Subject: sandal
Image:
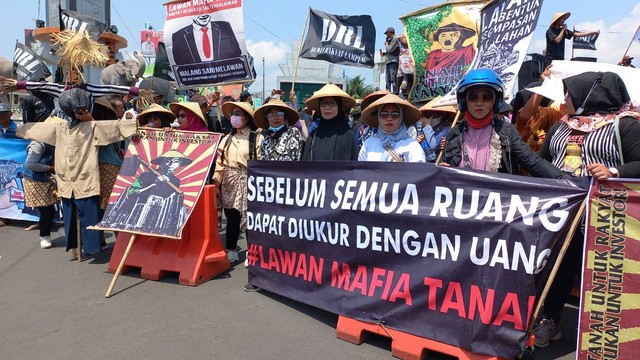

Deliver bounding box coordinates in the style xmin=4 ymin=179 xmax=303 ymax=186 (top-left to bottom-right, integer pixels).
xmin=25 ymin=224 xmax=40 ymax=231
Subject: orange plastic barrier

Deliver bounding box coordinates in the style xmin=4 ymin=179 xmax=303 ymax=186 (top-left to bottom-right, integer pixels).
xmin=107 ymin=185 xmax=230 ymax=285
xmin=336 ymin=315 xmax=510 ymax=360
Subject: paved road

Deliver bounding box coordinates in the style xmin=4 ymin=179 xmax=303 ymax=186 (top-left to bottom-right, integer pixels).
xmin=0 ymin=220 xmax=577 ymax=360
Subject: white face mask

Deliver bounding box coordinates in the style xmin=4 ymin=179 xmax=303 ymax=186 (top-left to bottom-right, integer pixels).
xmin=230 ymin=115 xmax=244 ymax=129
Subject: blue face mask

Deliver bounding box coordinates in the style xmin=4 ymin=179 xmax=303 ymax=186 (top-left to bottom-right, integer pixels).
xmin=269 ymin=124 xmax=285 ymax=132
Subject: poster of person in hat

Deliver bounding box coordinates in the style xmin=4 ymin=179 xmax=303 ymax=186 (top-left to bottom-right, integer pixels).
xmin=94 ymin=129 xmax=221 ymax=238
xmin=425 ymin=23 xmax=476 ymax=76
xmin=402 ymin=4 xmax=483 ymax=102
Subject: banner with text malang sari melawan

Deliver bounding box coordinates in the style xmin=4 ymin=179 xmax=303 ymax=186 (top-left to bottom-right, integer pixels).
xmin=401 ymin=0 xmax=488 ymax=102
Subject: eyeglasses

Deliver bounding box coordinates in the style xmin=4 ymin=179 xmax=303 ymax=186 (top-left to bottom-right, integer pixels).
xmin=266 ymin=111 xmax=285 ymax=119
xmin=466 ymin=91 xmax=495 ymax=103
xmin=378 ymin=111 xmax=400 ymax=119
xmin=320 ymin=101 xmax=337 ymax=108
xmin=177 ymin=113 xmax=187 ymax=119
xmin=230 ymin=111 xmax=244 ymax=116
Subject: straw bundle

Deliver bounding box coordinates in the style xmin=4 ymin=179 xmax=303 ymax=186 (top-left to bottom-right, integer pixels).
xmin=0 ymin=77 xmax=18 ymax=95
xmin=52 ymin=30 xmax=108 ymax=83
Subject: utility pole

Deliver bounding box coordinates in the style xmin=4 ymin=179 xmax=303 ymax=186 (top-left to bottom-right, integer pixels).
xmin=262 ymin=57 xmax=265 ymax=101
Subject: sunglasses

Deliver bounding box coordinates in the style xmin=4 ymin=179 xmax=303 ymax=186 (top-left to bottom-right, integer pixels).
xmin=266 ymin=111 xmax=285 ymax=119
xmin=466 ymin=91 xmax=495 ymax=103
xmin=320 ymin=101 xmax=337 ymax=107
xmin=379 ymin=111 xmax=400 ymax=119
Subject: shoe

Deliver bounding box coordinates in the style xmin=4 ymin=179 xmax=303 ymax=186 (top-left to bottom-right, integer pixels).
xmin=244 ymin=258 xmax=249 ymax=269
xmin=227 ymin=250 xmax=239 ymax=263
xmin=533 ymin=318 xmax=562 ymax=347
xmin=244 ymin=283 xmax=260 ymax=292
xmin=40 ymin=236 xmax=52 ymax=249
xmin=25 ymin=224 xmax=40 ymax=231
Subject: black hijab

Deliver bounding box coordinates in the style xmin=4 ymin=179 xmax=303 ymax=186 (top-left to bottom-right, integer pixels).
xmin=302 ymin=97 xmax=357 ymax=161
xmin=563 ymin=72 xmax=630 ymax=115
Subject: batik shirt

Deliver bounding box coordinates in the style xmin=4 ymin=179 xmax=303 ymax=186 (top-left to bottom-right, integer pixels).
xmin=261 ymin=126 xmax=303 ymax=161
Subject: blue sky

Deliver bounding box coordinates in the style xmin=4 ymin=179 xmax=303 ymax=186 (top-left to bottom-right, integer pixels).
xmin=3 ymin=0 xmax=639 ymax=93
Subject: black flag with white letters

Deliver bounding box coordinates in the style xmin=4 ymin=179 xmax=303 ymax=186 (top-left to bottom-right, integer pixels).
xmin=572 ymin=31 xmax=599 ymax=50
xmin=13 ymin=42 xmax=52 ymax=81
xmin=300 ymin=8 xmax=375 ymax=68
xmin=59 ymin=7 xmax=107 ymax=40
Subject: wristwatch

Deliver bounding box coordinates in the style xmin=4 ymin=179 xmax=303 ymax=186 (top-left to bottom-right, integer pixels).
xmin=609 ymin=167 xmax=619 ymax=178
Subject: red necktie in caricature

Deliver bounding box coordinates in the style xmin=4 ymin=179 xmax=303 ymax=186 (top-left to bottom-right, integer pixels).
xmin=201 ymin=27 xmax=211 ymax=59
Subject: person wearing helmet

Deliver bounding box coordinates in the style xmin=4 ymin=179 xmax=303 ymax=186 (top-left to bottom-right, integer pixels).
xmin=440 ymin=69 xmax=567 ymax=179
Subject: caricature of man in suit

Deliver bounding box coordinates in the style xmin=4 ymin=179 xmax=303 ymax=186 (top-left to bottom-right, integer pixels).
xmin=171 ymin=14 xmax=242 ymax=65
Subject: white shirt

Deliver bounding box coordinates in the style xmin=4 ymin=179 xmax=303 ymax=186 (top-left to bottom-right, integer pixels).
xmin=358 ymin=136 xmax=426 ymax=163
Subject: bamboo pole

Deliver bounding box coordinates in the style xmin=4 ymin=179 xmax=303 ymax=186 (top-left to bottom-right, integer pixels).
xmin=435 ymin=110 xmax=462 ymax=165
xmin=291 ymin=7 xmax=311 ymax=92
xmin=526 ymin=198 xmax=588 ymax=332
xmin=620 ymin=25 xmax=640 ymax=63
xmin=105 ymin=234 xmax=137 ymax=298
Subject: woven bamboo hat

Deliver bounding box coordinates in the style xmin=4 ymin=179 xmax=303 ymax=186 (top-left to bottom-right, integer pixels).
xmin=419 ymin=96 xmax=458 ymax=115
xmin=304 ymin=83 xmax=356 ymax=111
xmin=361 ymin=93 xmax=421 ymax=127
xmin=169 ymin=102 xmax=207 ymax=127
xmin=150 ymin=149 xmax=193 ymax=166
xmin=253 ymin=98 xmax=299 ymax=129
xmin=220 ymin=101 xmax=255 ymax=119
xmin=138 ymin=103 xmax=176 ymax=123
xmin=360 ymin=90 xmax=391 ymax=112
xmin=550 ymin=12 xmax=571 ymax=27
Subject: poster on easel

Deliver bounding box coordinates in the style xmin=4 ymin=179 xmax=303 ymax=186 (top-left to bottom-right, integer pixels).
xmin=93 ymin=129 xmax=221 ymax=239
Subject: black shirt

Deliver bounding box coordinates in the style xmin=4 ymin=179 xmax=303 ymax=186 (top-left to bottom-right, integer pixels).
xmin=545 ymin=27 xmax=574 ymax=60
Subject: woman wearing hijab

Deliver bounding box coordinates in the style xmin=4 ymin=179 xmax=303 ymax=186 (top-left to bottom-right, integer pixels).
xmin=212 ymin=101 xmax=262 ymax=263
xmin=302 ymin=84 xmax=358 ymax=161
xmin=169 ymin=102 xmax=209 ymax=132
xmin=254 ymin=99 xmax=304 ymax=161
xmin=138 ymin=104 xmax=176 ymax=129
xmin=533 ymin=71 xmax=640 ymax=348
xmin=358 ymin=93 xmax=425 ymax=162
xmin=417 ymin=96 xmax=457 ymax=163
xmin=440 ymin=69 xmax=566 ymax=179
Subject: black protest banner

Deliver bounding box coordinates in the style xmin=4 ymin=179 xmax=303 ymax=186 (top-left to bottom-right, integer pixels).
xmin=13 ymin=42 xmax=52 ymax=81
xmin=573 ymin=31 xmax=599 ymax=50
xmin=247 ymin=161 xmax=588 ymax=358
xmin=59 ymin=8 xmax=108 ymax=40
xmin=153 ymin=42 xmax=176 ymax=82
xmin=300 ymin=8 xmax=376 ymax=68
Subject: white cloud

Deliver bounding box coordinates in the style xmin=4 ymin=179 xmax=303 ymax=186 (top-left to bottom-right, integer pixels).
xmin=245 ymin=39 xmax=290 ymax=95
xmin=530 ymin=4 xmax=640 ymax=65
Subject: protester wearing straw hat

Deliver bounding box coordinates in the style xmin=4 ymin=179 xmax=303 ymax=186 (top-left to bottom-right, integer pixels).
xmin=417 ymin=96 xmax=457 ymax=163
xmin=169 ymin=102 xmax=209 ymax=132
xmin=354 ymin=90 xmax=389 ymax=149
xmin=359 ymin=94 xmax=425 ymax=163
xmin=254 ymin=99 xmax=303 ymax=161
xmin=302 ymin=84 xmax=358 ymax=161
xmin=545 ymin=11 xmax=599 ymax=66
xmin=213 ymin=101 xmax=262 ymax=263
xmin=137 ymin=103 xmax=176 ymax=129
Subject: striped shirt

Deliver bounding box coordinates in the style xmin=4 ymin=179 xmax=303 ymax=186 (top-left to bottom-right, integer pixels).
xmin=547 ymin=121 xmax=621 ymax=176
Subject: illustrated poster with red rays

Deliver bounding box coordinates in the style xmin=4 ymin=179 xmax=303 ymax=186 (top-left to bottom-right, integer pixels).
xmin=94 ymin=129 xmax=221 ymax=239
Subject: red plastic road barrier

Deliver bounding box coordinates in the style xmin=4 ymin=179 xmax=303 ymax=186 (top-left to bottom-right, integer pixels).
xmin=107 ymin=185 xmax=230 ymax=285
xmin=336 ymin=315 xmax=510 ymax=360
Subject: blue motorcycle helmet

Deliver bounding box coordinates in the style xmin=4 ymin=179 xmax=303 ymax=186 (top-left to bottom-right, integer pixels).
xmin=456 ymin=69 xmax=505 ymax=113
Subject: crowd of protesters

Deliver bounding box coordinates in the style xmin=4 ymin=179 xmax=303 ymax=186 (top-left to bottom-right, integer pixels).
xmin=1 ymin=8 xmax=639 ymax=354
